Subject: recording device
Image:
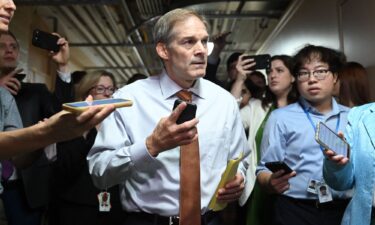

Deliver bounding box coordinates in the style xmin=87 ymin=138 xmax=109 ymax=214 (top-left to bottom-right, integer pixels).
xmin=265 ymin=161 xmax=293 ymax=175
xmin=315 ymin=122 xmax=350 ymax=158
xmin=62 ymin=98 xmax=133 ymax=113
xmin=243 ymin=54 xmax=271 ymax=70
xmin=14 ymin=73 xmax=26 ymax=82
xmin=173 ymin=99 xmax=197 ymax=124
xmin=32 ymin=29 xmax=60 ymax=52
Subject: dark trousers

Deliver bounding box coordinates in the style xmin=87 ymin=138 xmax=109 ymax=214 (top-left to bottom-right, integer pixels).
xmin=1 ymin=181 xmax=43 ymax=225
xmin=273 ymin=195 xmax=348 ymax=225
xmin=123 ymin=211 xmax=222 ymax=225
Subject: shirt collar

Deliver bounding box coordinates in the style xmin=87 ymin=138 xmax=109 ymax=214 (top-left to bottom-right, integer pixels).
xmin=299 ymin=97 xmax=343 ymax=116
xmin=159 ymin=70 xmax=205 ymax=100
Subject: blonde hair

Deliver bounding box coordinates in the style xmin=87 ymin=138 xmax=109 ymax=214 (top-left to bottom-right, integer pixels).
xmin=74 ymin=70 xmax=116 ymax=101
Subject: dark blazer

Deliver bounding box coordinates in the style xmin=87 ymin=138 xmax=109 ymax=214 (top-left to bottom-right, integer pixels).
xmin=14 ymin=82 xmax=59 ymax=208
xmin=52 ymin=129 xmax=124 ymax=224
xmin=13 ymin=77 xmax=73 ymax=209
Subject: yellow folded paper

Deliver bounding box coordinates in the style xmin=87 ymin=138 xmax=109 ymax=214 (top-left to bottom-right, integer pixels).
xmin=208 ymin=153 xmax=243 ymax=211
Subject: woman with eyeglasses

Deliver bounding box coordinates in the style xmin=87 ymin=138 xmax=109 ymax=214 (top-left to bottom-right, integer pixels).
xmin=238 ymin=55 xmax=298 ymax=225
xmin=255 ymin=45 xmax=351 ymax=225
xmin=49 ymin=71 xmax=125 ymax=225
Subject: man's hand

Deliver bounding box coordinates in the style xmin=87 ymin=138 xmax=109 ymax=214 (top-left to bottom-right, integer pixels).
xmin=323 ymin=132 xmax=349 ymax=166
xmin=235 ymin=54 xmax=255 ymax=82
xmin=50 ymin=34 xmax=70 ymax=73
xmin=43 ymin=104 xmax=115 ymax=143
xmin=209 ymin=31 xmax=231 ymax=61
xmin=216 ymin=173 xmax=245 ymax=203
xmin=266 ymin=170 xmax=296 ymax=194
xmin=146 ymin=101 xmax=199 ymax=156
xmin=0 ymin=68 xmax=23 ymax=95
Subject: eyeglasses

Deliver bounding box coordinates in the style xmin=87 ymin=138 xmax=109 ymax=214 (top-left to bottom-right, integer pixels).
xmin=296 ymin=69 xmax=331 ymax=82
xmin=90 ymin=85 xmax=116 ymax=95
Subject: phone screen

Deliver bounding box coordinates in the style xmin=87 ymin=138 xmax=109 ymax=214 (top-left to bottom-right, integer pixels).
xmin=265 ymin=161 xmax=293 ymax=174
xmin=65 ymin=98 xmax=130 ymax=108
xmin=316 ymin=122 xmax=349 ymax=157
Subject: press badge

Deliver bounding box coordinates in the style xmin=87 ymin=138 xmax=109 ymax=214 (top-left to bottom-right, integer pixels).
xmin=316 ymin=182 xmax=332 ymax=203
xmin=98 ymin=191 xmax=111 ymax=212
xmin=307 ymin=178 xmax=318 ymax=194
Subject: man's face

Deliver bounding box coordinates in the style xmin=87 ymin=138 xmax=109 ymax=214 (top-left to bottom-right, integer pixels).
xmin=0 ymin=0 xmax=16 ymax=32
xmin=0 ymin=34 xmax=19 ymax=70
xmin=157 ymin=16 xmax=208 ymax=88
xmin=297 ymin=58 xmax=337 ymax=106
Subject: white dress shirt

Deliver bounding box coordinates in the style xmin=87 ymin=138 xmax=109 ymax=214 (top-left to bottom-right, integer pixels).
xmin=87 ymin=71 xmax=250 ymax=216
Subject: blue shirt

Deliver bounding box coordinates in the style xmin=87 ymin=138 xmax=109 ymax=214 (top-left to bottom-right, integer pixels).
xmin=256 ymin=97 xmax=349 ymax=199
xmin=87 ymin=71 xmax=249 ymax=216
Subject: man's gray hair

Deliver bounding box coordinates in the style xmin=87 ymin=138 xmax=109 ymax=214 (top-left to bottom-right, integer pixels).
xmin=153 ymin=8 xmax=209 ymax=46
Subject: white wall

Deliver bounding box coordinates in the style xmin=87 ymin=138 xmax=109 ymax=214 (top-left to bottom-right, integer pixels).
xmin=258 ymin=0 xmax=375 ymax=100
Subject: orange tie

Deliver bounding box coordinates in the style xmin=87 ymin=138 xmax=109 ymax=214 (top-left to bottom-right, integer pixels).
xmin=176 ymin=90 xmax=201 ymax=225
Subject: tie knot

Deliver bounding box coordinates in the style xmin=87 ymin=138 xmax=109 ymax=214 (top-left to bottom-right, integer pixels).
xmin=176 ymin=90 xmax=192 ymax=103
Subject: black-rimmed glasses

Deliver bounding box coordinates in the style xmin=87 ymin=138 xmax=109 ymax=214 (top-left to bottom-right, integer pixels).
xmin=296 ymin=69 xmax=331 ymax=82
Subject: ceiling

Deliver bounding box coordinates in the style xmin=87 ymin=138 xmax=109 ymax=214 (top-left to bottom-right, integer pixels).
xmin=15 ymin=0 xmax=293 ymax=86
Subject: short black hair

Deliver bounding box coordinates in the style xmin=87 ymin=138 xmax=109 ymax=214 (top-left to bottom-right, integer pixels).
xmin=293 ymin=44 xmax=346 ymax=76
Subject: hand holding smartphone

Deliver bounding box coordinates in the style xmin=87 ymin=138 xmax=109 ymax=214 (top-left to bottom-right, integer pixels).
xmin=32 ymin=29 xmax=60 ymax=52
xmin=173 ymin=99 xmax=197 ymax=124
xmin=14 ymin=73 xmax=26 ymax=82
xmin=243 ymin=54 xmax=271 ymax=70
xmin=62 ymin=98 xmax=133 ymax=113
xmin=265 ymin=161 xmax=293 ymax=175
xmin=315 ymin=122 xmax=350 ymax=158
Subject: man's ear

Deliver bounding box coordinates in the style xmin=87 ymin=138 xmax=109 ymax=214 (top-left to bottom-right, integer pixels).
xmin=156 ymin=42 xmax=169 ymax=60
xmin=333 ymin=72 xmax=338 ymax=84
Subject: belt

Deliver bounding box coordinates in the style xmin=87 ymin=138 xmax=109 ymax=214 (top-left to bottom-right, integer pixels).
xmin=281 ymin=195 xmax=350 ymax=210
xmin=128 ymin=211 xmax=218 ymax=225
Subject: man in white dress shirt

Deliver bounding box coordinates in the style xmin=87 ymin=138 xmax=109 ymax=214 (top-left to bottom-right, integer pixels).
xmin=87 ymin=8 xmax=249 ymax=225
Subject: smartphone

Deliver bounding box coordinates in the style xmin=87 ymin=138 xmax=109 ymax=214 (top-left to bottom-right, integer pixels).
xmin=62 ymin=98 xmax=133 ymax=113
xmin=14 ymin=73 xmax=26 ymax=82
xmin=173 ymin=99 xmax=197 ymax=124
xmin=32 ymin=29 xmax=60 ymax=52
xmin=315 ymin=122 xmax=350 ymax=158
xmin=265 ymin=161 xmax=293 ymax=175
xmin=243 ymin=54 xmax=271 ymax=70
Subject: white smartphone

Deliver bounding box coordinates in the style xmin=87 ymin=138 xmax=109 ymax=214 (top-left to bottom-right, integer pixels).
xmin=62 ymin=98 xmax=133 ymax=113
xmin=315 ymin=122 xmax=350 ymax=158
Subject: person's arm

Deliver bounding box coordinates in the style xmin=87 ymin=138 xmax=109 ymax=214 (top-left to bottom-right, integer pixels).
xmin=88 ymin=100 xmax=199 ymax=189
xmin=216 ymin=97 xmax=250 ymax=203
xmin=51 ymin=35 xmax=75 ymax=104
xmin=0 ymin=105 xmax=115 ymax=159
xmin=230 ymin=54 xmax=255 ymax=100
xmin=323 ymin=125 xmax=354 ymax=191
xmin=256 ymin=112 xmax=296 ymax=194
xmin=0 ymin=69 xmax=23 ymax=95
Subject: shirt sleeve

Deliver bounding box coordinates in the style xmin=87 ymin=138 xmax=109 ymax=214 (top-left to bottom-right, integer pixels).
xmin=323 ymin=118 xmax=354 ymax=191
xmin=87 ymin=109 xmax=158 ymax=189
xmin=3 ymin=92 xmax=23 ymax=131
xmin=230 ymin=100 xmax=250 ymax=180
xmin=256 ymin=111 xmax=286 ymax=175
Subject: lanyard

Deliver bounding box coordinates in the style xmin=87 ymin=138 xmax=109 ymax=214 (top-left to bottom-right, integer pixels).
xmin=299 ymin=102 xmax=340 ymax=150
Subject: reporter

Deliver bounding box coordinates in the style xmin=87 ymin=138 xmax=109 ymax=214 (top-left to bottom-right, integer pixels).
xmin=0 ymin=103 xmax=115 ymax=159
xmin=323 ymin=103 xmax=375 ymax=225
